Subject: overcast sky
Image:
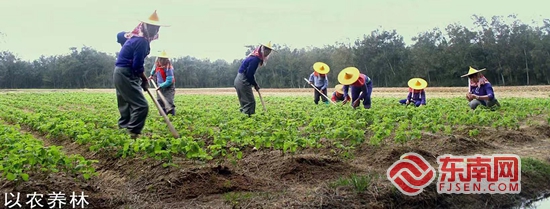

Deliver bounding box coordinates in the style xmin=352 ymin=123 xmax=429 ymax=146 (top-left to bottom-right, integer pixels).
xmin=0 ymin=0 xmax=547 ymax=62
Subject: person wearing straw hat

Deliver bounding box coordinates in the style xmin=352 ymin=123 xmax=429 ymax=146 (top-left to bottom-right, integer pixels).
xmin=399 ymin=78 xmax=428 ymax=107
xmin=331 ymin=84 xmax=351 ymax=103
xmin=149 ymin=50 xmax=176 ymax=116
xmin=461 ymin=66 xmax=500 ymax=110
xmin=113 ymin=10 xmax=169 ymax=139
xmin=234 ymin=42 xmax=274 ymax=116
xmin=338 ymin=67 xmax=373 ymax=109
xmin=308 ymin=62 xmax=330 ymax=105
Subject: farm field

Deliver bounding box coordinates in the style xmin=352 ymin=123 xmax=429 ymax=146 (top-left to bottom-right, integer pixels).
xmin=1 ymin=87 xmax=550 ymax=209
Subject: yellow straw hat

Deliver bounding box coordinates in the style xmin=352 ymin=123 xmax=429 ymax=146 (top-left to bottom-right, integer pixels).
xmin=334 ymin=84 xmax=344 ymax=94
xmin=313 ymin=62 xmax=330 ymax=74
xmin=259 ymin=41 xmax=276 ymax=51
xmin=407 ymin=78 xmax=428 ymax=90
xmin=461 ymin=66 xmax=486 ymax=78
xmin=141 ymin=10 xmax=170 ymax=27
xmin=338 ymin=67 xmax=360 ymax=85
xmin=157 ymin=50 xmax=169 ymax=58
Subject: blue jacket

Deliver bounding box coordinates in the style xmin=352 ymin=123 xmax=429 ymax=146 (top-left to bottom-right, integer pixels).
xmin=115 ymin=36 xmax=150 ymax=75
xmin=237 ymin=56 xmax=262 ymax=86
xmin=309 ymin=73 xmax=328 ymax=90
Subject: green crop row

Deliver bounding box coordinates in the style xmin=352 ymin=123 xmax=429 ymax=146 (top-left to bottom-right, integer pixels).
xmin=0 ymin=92 xmax=548 ymax=164
xmin=0 ymin=120 xmax=97 ymax=182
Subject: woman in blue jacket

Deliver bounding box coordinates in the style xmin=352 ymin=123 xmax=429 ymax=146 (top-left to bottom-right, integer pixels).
xmin=113 ymin=10 xmax=168 ymax=139
xmin=234 ymin=42 xmax=274 ymax=116
xmin=462 ymin=67 xmax=500 ymax=110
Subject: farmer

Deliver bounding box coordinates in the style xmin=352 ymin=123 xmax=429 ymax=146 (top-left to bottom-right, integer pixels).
xmin=399 ymin=78 xmax=427 ymax=107
xmin=149 ymin=50 xmax=176 ymax=116
xmin=308 ymin=62 xmax=330 ymax=105
xmin=462 ymin=66 xmax=500 ymax=110
xmin=234 ymin=42 xmax=274 ymax=116
xmin=113 ymin=10 xmax=168 ymax=139
xmin=338 ymin=67 xmax=373 ymax=109
xmin=331 ymin=84 xmax=350 ymax=103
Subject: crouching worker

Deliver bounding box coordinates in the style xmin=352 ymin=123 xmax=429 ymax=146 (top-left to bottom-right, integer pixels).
xmin=461 ymin=66 xmax=500 ymax=110
xmin=331 ymin=84 xmax=351 ymax=103
xmin=338 ymin=67 xmax=373 ymax=109
xmin=399 ymin=78 xmax=427 ymax=107
xmin=150 ymin=50 xmax=176 ymax=116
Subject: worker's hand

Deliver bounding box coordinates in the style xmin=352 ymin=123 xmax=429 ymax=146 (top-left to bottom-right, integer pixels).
xmin=148 ymin=76 xmax=153 ymax=80
xmin=466 ymin=93 xmax=473 ymax=100
xmin=405 ymin=100 xmax=410 ymax=105
xmin=309 ymin=82 xmax=313 ymax=85
xmin=254 ymin=85 xmax=260 ymax=91
xmin=141 ymin=78 xmax=149 ymax=91
xmin=156 ymin=87 xmax=160 ymax=91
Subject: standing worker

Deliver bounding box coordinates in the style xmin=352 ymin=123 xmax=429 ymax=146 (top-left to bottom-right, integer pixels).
xmin=308 ymin=62 xmax=330 ymax=105
xmin=149 ymin=50 xmax=176 ymax=116
xmin=113 ymin=10 xmax=168 ymax=139
xmin=234 ymin=42 xmax=274 ymax=117
xmin=338 ymin=67 xmax=373 ymax=109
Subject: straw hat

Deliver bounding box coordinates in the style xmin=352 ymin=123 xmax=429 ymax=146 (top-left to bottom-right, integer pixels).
xmin=334 ymin=84 xmax=344 ymax=94
xmin=157 ymin=50 xmax=169 ymax=58
xmin=338 ymin=67 xmax=360 ymax=85
xmin=141 ymin=10 xmax=170 ymax=27
xmin=461 ymin=66 xmax=486 ymax=77
xmin=313 ymin=62 xmax=330 ymax=74
xmin=408 ymin=78 xmax=428 ymax=90
xmin=259 ymin=41 xmax=275 ymax=51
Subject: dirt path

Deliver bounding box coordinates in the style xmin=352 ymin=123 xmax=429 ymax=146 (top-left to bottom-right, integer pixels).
xmin=1 ymin=85 xmax=549 ymax=98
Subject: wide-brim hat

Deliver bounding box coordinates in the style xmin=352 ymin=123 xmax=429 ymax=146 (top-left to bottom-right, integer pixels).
xmin=338 ymin=67 xmax=360 ymax=85
xmin=313 ymin=62 xmax=330 ymax=74
xmin=259 ymin=41 xmax=276 ymax=51
xmin=408 ymin=78 xmax=428 ymax=90
xmin=141 ymin=10 xmax=170 ymax=27
xmin=461 ymin=66 xmax=486 ymax=78
xmin=334 ymin=84 xmax=344 ymax=94
xmin=157 ymin=50 xmax=169 ymax=58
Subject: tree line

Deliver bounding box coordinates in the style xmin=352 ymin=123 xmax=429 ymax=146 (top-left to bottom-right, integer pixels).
xmin=0 ymin=14 xmax=549 ymax=89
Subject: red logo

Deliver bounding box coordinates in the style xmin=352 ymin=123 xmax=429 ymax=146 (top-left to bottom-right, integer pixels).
xmin=387 ymin=152 xmax=436 ymax=196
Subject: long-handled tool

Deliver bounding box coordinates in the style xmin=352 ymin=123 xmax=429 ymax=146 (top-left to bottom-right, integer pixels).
xmin=144 ymin=87 xmax=180 ymax=138
xmin=149 ymin=79 xmax=173 ymax=113
xmin=256 ymin=88 xmax=267 ymax=112
xmin=303 ymin=78 xmax=336 ymax=105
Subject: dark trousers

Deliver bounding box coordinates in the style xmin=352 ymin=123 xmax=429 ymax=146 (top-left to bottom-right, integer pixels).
xmin=314 ymin=86 xmax=328 ymax=104
xmin=113 ymin=67 xmax=149 ymax=134
xmin=399 ymin=99 xmax=422 ymax=107
xmin=350 ymin=82 xmax=373 ymax=109
xmin=157 ymin=85 xmax=176 ymax=115
xmin=234 ymin=73 xmax=256 ymax=115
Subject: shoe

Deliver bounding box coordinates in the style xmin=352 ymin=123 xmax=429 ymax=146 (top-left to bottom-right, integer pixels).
xmin=127 ymin=130 xmax=139 ymax=139
xmin=130 ymin=133 xmax=139 ymax=139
